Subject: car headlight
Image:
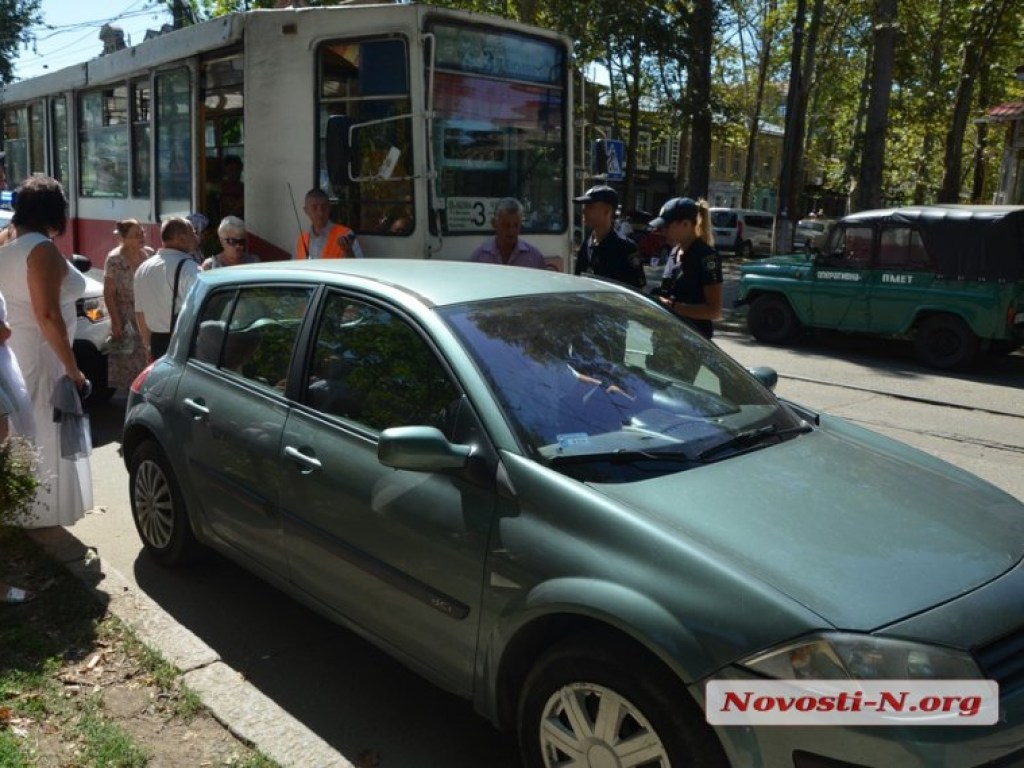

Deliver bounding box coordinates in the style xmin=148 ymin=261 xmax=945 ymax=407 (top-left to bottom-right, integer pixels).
xmin=78 ymin=296 xmax=107 ymax=323
xmin=741 ymin=632 xmax=983 ymax=680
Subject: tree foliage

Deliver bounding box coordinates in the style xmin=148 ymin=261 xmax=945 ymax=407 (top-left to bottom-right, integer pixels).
xmin=0 ymin=0 xmax=42 ymax=85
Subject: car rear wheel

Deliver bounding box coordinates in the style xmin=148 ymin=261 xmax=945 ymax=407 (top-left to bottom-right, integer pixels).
xmin=914 ymin=314 xmax=979 ymax=370
xmin=128 ymin=441 xmax=199 ymax=566
xmin=738 ymin=239 xmax=754 ymax=259
xmin=748 ymin=294 xmax=800 ymax=344
xmin=517 ymin=637 xmax=727 ymax=768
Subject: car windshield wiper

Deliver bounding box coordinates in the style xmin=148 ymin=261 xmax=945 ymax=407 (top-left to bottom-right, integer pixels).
xmin=697 ymin=422 xmax=813 ymax=463
xmin=548 ymin=449 xmax=700 ymax=467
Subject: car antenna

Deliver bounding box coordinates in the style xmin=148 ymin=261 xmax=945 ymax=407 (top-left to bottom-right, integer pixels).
xmin=287 ymin=182 xmax=308 ymax=258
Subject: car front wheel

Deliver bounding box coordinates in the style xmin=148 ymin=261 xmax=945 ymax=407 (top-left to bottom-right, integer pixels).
xmin=738 ymin=240 xmax=754 ymax=259
xmin=748 ymin=294 xmax=800 ymax=344
xmin=517 ymin=638 xmax=727 ymax=768
xmin=128 ymin=441 xmax=199 ymax=566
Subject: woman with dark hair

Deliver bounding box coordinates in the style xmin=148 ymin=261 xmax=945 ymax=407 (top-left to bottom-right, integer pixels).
xmin=0 ymin=175 xmax=92 ymax=528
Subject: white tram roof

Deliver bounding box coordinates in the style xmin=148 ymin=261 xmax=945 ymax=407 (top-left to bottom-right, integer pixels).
xmin=1 ymin=5 xmax=569 ymax=104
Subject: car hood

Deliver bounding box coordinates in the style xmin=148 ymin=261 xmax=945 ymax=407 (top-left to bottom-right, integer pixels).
xmin=592 ymin=416 xmax=1024 ymax=630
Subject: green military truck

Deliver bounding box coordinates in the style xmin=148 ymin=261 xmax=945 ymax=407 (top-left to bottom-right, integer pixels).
xmin=736 ymin=205 xmax=1024 ymax=369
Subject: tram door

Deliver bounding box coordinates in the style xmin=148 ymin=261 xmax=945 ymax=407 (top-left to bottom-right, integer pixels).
xmin=200 ymin=53 xmax=245 ymax=256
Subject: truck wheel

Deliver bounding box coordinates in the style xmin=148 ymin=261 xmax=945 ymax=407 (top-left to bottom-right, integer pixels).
xmin=738 ymin=240 xmax=754 ymax=259
xmin=748 ymin=294 xmax=800 ymax=344
xmin=517 ymin=637 xmax=727 ymax=768
xmin=914 ymin=315 xmax=979 ymax=370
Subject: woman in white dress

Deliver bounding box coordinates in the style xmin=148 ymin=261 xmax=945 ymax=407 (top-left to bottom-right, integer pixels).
xmin=0 ymin=176 xmax=92 ymax=528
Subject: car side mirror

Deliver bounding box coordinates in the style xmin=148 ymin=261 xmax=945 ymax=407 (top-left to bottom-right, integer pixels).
xmin=72 ymin=254 xmax=93 ymax=274
xmin=378 ymin=426 xmax=472 ymax=472
xmin=747 ymin=366 xmax=778 ymax=391
xmin=326 ymin=114 xmax=357 ymax=186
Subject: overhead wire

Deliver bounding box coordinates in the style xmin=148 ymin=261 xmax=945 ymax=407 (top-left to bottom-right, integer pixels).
xmin=13 ymin=1 xmax=172 ymax=78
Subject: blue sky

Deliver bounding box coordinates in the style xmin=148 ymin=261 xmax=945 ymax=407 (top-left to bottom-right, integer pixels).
xmin=12 ymin=0 xmax=173 ymax=81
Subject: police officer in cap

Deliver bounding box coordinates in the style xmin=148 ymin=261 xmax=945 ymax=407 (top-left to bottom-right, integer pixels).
xmin=573 ymin=185 xmax=645 ymax=289
xmin=650 ymin=196 xmax=723 ymax=339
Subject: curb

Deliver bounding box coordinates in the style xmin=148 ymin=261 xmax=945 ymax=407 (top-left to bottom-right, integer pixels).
xmin=27 ymin=526 xmax=354 ymax=768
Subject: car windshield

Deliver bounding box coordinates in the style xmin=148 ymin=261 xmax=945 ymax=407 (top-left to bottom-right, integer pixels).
xmin=440 ymin=291 xmax=803 ymax=480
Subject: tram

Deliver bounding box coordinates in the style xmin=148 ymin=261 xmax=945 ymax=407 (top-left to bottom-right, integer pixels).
xmin=0 ymin=4 xmax=572 ymax=268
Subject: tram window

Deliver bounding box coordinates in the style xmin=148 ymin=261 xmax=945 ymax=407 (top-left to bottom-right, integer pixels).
xmin=51 ymin=97 xmax=70 ymax=186
xmin=79 ymin=87 xmax=129 ymax=198
xmin=155 ymin=68 xmax=192 ymax=208
xmin=29 ymin=103 xmax=45 ymax=175
xmin=318 ymin=38 xmax=415 ymax=236
xmin=2 ymin=107 xmax=30 ymax=186
xmin=131 ymin=81 xmax=151 ymax=197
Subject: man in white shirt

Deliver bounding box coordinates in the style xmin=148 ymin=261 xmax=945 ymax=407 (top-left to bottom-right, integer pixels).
xmin=134 ymin=217 xmax=201 ymax=359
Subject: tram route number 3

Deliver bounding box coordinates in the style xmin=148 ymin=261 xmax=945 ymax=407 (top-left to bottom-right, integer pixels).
xmin=446 ymin=197 xmax=500 ymax=231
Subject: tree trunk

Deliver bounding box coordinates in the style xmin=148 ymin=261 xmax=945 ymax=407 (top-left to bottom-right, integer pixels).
xmin=971 ymin=63 xmax=995 ymax=202
xmin=790 ymin=0 xmax=824 ymax=221
xmin=741 ymin=0 xmax=775 ymax=209
xmin=776 ymin=0 xmax=806 ymax=249
xmin=686 ymin=0 xmax=714 ymax=197
xmin=938 ymin=0 xmax=1014 ymax=203
xmin=913 ymin=0 xmax=949 ymax=204
xmin=855 ymin=0 xmax=897 ymax=212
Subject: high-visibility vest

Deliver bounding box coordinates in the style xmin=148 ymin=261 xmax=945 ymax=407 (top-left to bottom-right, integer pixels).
xmin=295 ymin=223 xmax=356 ymax=259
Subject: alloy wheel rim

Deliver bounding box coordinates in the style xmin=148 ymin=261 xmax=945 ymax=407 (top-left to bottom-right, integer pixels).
xmin=133 ymin=459 xmax=175 ymax=548
xmin=538 ymin=682 xmax=669 ymax=768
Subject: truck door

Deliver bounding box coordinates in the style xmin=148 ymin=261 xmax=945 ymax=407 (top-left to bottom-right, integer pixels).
xmin=810 ymin=224 xmax=873 ymax=330
xmin=865 ymin=225 xmax=936 ymax=334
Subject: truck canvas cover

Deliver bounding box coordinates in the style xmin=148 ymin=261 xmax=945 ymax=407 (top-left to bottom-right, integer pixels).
xmin=842 ymin=205 xmax=1024 ymax=282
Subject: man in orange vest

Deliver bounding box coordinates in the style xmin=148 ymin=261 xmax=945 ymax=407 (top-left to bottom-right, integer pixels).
xmin=294 ymin=188 xmax=364 ymax=260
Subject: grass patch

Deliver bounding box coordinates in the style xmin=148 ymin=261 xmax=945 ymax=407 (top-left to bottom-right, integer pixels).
xmin=1 ymin=526 xmax=281 ymax=767
xmin=76 ymin=703 xmax=150 ymax=767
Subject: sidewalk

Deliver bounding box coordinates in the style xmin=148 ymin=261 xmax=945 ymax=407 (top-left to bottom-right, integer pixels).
xmin=28 ymin=525 xmax=354 ymax=768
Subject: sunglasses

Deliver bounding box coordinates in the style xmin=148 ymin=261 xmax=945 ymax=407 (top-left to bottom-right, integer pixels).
xmin=223 ymin=237 xmax=246 ymax=247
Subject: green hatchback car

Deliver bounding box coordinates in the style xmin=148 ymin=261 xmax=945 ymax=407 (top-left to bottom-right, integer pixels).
xmin=123 ymin=260 xmax=1024 ymax=767
xmin=738 ymin=205 xmax=1024 ymax=369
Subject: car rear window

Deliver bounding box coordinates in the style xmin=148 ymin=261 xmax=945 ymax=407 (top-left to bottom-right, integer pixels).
xmin=712 ymin=211 xmax=737 ymax=227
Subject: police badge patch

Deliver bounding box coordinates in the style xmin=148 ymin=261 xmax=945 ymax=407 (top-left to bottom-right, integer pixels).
xmin=703 ymin=255 xmax=717 ymax=272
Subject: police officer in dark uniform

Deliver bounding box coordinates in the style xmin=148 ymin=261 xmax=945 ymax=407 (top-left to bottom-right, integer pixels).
xmin=650 ymin=197 xmax=723 ymax=339
xmin=573 ymin=185 xmax=645 ymax=290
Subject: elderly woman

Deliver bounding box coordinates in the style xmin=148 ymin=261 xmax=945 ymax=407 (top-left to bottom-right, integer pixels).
xmin=0 ymin=175 xmax=92 ymax=528
xmin=202 ymin=216 xmax=258 ymax=270
xmin=103 ymin=219 xmax=153 ymax=391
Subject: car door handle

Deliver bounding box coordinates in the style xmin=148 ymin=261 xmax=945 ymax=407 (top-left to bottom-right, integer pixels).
xmin=284 ymin=445 xmax=322 ymax=473
xmin=183 ymin=397 xmax=210 ymax=418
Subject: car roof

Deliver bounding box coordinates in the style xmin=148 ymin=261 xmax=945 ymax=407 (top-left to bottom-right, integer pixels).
xmin=199 ymin=259 xmax=623 ymax=307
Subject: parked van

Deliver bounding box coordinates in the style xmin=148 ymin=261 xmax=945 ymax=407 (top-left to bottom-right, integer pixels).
xmin=710 ymin=208 xmax=775 ymax=258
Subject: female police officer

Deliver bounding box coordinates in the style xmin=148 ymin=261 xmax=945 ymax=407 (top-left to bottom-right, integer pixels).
xmin=650 ymin=197 xmax=723 ymax=339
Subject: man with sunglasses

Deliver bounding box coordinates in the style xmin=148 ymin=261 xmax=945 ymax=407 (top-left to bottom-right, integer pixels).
xmin=202 ymin=216 xmax=258 ymax=270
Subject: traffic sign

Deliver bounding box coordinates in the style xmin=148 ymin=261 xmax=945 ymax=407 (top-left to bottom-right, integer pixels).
xmin=604 ymin=139 xmax=625 ymax=181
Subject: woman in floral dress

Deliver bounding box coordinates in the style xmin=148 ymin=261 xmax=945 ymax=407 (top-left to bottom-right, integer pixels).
xmin=103 ymin=219 xmax=153 ymax=391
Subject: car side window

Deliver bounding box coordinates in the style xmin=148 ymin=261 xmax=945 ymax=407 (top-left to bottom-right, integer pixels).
xmin=192 ymin=286 xmax=313 ymax=391
xmin=823 ymin=225 xmax=872 ymax=267
xmin=878 ymin=226 xmax=932 ymax=271
xmin=304 ymin=292 xmax=460 ymax=434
